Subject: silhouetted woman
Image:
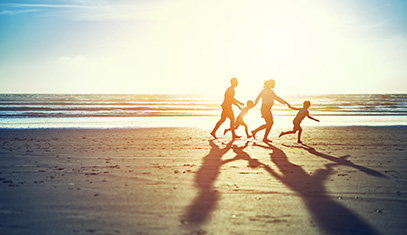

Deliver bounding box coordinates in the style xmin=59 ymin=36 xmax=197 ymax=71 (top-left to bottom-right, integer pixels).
xmin=252 ymin=79 xmax=290 ymax=142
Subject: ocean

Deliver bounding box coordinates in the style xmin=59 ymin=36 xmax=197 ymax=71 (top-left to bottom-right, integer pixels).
xmin=0 ymin=94 xmax=406 ymax=129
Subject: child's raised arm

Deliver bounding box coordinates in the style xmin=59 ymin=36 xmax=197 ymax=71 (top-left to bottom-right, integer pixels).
xmin=307 ymin=114 xmax=320 ymax=122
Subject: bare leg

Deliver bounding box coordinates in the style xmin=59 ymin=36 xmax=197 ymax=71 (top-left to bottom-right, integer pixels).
xmin=263 ymin=120 xmax=273 ymax=142
xmin=229 ymin=117 xmax=241 ymax=139
xmin=279 ymin=129 xmax=296 ymax=138
xmin=252 ymin=124 xmax=266 ymax=139
xmin=297 ymin=127 xmax=303 ymax=143
xmin=243 ymin=123 xmax=251 ymax=138
xmin=211 ymin=114 xmax=226 ymax=139
xmin=224 ymin=128 xmax=229 ymax=135
xmin=224 ymin=123 xmax=240 ymax=135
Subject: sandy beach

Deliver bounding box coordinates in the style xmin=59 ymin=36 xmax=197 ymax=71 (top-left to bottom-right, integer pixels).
xmin=0 ymin=126 xmax=406 ymax=234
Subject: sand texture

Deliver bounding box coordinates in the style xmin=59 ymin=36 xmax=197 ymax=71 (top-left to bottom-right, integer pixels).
xmin=0 ymin=126 xmax=406 ymax=234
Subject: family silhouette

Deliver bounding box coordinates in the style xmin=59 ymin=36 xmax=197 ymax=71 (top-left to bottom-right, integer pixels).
xmin=211 ymin=77 xmax=317 ymax=143
xmin=183 ymin=78 xmax=383 ymax=233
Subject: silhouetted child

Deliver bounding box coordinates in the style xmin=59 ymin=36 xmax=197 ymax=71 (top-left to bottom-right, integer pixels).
xmin=224 ymin=100 xmax=254 ymax=138
xmin=279 ymin=100 xmax=319 ymax=143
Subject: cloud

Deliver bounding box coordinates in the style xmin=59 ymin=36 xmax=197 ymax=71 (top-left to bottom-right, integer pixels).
xmin=0 ymin=1 xmax=151 ymax=21
xmin=0 ymin=0 xmax=189 ymax=21
xmin=1 ymin=2 xmax=98 ymax=11
xmin=0 ymin=2 xmax=110 ymax=18
xmin=0 ymin=8 xmax=41 ymax=15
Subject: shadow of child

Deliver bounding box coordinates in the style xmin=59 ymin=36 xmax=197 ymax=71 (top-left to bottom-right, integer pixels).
xmin=254 ymin=142 xmax=379 ymax=235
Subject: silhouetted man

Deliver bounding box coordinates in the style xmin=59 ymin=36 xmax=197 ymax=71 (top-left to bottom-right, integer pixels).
xmin=210 ymin=77 xmax=244 ymax=139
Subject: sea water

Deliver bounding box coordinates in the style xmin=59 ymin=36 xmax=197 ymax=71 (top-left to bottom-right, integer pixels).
xmin=0 ymin=94 xmax=406 ymax=129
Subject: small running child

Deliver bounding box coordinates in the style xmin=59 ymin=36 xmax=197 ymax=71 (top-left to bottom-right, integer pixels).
xmin=224 ymin=100 xmax=254 ymax=138
xmin=279 ymin=100 xmax=319 ymax=143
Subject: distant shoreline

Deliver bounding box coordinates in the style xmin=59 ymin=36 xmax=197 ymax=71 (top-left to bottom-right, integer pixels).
xmin=1 ymin=93 xmax=407 ymax=128
xmin=1 ymin=116 xmax=406 ymax=129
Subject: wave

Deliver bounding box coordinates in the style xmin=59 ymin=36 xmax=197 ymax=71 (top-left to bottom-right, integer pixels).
xmin=0 ymin=93 xmax=406 ymax=119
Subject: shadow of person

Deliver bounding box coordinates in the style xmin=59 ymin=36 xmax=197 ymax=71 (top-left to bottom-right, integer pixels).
xmin=183 ymin=139 xmax=238 ymax=225
xmin=232 ymin=141 xmax=262 ymax=168
xmin=283 ymin=143 xmax=386 ymax=178
xmin=255 ymin=142 xmax=379 ymax=235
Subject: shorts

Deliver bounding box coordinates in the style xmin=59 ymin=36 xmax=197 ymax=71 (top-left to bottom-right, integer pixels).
xmin=293 ymin=121 xmax=302 ymax=131
xmin=261 ymin=104 xmax=273 ymax=122
xmin=235 ymin=116 xmax=245 ymax=125
xmin=221 ymin=106 xmax=234 ymax=120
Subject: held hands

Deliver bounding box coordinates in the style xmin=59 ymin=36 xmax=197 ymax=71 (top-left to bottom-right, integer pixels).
xmin=287 ymin=103 xmax=294 ymax=109
xmin=287 ymin=103 xmax=300 ymax=111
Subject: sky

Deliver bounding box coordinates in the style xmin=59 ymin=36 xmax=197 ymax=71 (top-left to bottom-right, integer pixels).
xmin=0 ymin=0 xmax=406 ymax=96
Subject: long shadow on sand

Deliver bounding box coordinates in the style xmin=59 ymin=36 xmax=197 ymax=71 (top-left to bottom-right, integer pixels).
xmin=254 ymin=142 xmax=380 ymax=235
xmin=183 ymin=140 xmax=261 ymax=227
xmin=282 ymin=143 xmax=386 ymax=178
xmin=184 ymin=140 xmax=381 ymax=234
xmin=183 ymin=139 xmax=238 ymax=224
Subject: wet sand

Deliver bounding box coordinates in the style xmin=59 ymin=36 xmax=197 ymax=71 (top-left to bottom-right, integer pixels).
xmin=0 ymin=126 xmax=406 ymax=234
